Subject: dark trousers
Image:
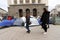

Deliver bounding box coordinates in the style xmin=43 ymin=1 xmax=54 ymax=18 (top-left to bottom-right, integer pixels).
xmin=41 ymin=23 xmax=47 ymax=32
xmin=26 ymin=24 xmax=30 ymax=31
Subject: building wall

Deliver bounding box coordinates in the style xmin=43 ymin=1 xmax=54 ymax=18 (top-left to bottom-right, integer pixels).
xmin=8 ymin=0 xmax=48 ymax=18
xmin=8 ymin=4 xmax=45 ymax=18
xmin=0 ymin=8 xmax=7 ymax=16
xmin=8 ymin=0 xmax=48 ymax=6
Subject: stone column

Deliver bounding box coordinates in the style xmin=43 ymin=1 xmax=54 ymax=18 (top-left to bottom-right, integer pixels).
xmin=23 ymin=0 xmax=25 ymax=4
xmin=45 ymin=0 xmax=48 ymax=6
xmin=17 ymin=0 xmax=20 ymax=4
xmin=40 ymin=0 xmax=45 ymax=4
xmin=36 ymin=0 xmax=38 ymax=4
xmin=11 ymin=0 xmax=14 ymax=4
xmin=30 ymin=0 xmax=32 ymax=4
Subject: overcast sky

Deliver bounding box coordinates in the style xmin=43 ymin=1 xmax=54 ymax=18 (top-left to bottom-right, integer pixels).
xmin=0 ymin=0 xmax=60 ymax=11
xmin=0 ymin=0 xmax=8 ymax=11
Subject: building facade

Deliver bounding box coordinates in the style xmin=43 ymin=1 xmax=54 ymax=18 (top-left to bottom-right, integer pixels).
xmin=0 ymin=8 xmax=7 ymax=16
xmin=55 ymin=5 xmax=60 ymax=17
xmin=50 ymin=5 xmax=60 ymax=17
xmin=8 ymin=0 xmax=48 ymax=18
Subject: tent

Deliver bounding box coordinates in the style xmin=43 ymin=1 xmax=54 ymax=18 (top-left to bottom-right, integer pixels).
xmin=13 ymin=18 xmax=24 ymax=26
xmin=0 ymin=19 xmax=15 ymax=27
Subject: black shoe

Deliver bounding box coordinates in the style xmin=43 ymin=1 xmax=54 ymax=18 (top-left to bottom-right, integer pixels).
xmin=26 ymin=30 xmax=30 ymax=33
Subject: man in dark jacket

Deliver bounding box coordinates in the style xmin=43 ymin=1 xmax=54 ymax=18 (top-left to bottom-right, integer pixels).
xmin=26 ymin=10 xmax=31 ymax=33
xmin=41 ymin=8 xmax=50 ymax=34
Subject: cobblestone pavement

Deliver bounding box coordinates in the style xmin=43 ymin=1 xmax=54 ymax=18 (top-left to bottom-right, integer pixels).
xmin=0 ymin=25 xmax=60 ymax=40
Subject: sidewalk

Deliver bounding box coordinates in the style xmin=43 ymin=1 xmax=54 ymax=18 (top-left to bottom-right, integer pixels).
xmin=0 ymin=25 xmax=60 ymax=40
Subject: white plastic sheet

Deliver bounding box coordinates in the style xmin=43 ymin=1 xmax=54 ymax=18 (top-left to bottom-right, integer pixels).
xmin=30 ymin=17 xmax=39 ymax=26
xmin=13 ymin=18 xmax=24 ymax=26
xmin=14 ymin=16 xmax=39 ymax=26
xmin=24 ymin=16 xmax=39 ymax=26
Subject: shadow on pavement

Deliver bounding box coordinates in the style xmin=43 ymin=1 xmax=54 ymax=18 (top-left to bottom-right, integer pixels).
xmin=0 ymin=26 xmax=11 ymax=29
xmin=0 ymin=25 xmax=24 ymax=30
xmin=0 ymin=25 xmax=41 ymax=30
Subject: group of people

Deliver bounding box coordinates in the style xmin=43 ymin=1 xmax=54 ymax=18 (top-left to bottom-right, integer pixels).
xmin=26 ymin=8 xmax=50 ymax=34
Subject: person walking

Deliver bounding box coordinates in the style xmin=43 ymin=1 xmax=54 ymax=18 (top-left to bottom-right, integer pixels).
xmin=26 ymin=10 xmax=31 ymax=33
xmin=41 ymin=8 xmax=50 ymax=34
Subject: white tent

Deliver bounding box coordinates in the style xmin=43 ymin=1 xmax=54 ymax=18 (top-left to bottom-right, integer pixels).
xmin=14 ymin=16 xmax=39 ymax=26
xmin=24 ymin=16 xmax=39 ymax=26
xmin=30 ymin=17 xmax=39 ymax=26
xmin=13 ymin=18 xmax=24 ymax=26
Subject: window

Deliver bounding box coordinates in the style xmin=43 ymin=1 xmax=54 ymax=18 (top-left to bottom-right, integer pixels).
xmin=32 ymin=0 xmax=35 ymax=3
xmin=19 ymin=9 xmax=23 ymax=17
xmin=33 ymin=8 xmax=37 ymax=17
xmin=26 ymin=0 xmax=29 ymax=3
xmin=38 ymin=0 xmax=40 ymax=3
xmin=26 ymin=9 xmax=30 ymax=14
xmin=14 ymin=0 xmax=17 ymax=4
xmin=20 ymin=0 xmax=23 ymax=4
